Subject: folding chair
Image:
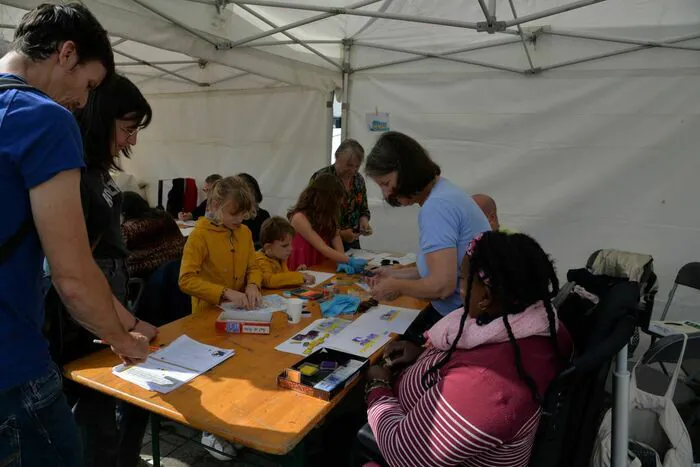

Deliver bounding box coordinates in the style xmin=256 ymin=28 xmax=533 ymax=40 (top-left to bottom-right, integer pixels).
xmin=659 ymin=262 xmax=700 ymax=321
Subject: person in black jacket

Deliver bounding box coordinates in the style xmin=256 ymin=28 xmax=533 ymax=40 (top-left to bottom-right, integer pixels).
xmin=178 ymin=173 xmax=222 ymax=221
xmin=238 ymin=173 xmax=270 ymax=249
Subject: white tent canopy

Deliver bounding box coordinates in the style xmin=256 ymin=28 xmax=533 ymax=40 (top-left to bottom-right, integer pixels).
xmin=2 ymin=0 xmax=700 ymax=321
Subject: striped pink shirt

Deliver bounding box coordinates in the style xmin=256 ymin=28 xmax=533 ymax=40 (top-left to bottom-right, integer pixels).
xmin=367 ymin=329 xmax=572 ymax=467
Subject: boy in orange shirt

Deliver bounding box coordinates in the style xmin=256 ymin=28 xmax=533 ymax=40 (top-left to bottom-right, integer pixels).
xmin=256 ymin=217 xmax=315 ymax=289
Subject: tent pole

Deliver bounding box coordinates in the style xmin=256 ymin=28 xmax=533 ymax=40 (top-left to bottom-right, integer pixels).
xmin=237 ymin=4 xmax=343 ymax=70
xmin=230 ymin=1 xmax=480 ymax=30
xmin=131 ymin=64 xmax=201 ymax=86
xmin=477 ymin=0 xmax=491 ymax=21
xmin=611 ymin=345 xmax=630 ymax=467
xmin=326 ymin=91 xmax=334 ymax=164
xmin=354 ymin=41 xmax=527 ymax=74
xmin=114 ymin=50 xmax=209 ymax=86
xmin=131 ymin=0 xmax=228 ymax=49
xmin=540 ymin=32 xmax=700 ymax=72
xmin=351 ymin=0 xmax=396 ymax=39
xmin=505 ymin=0 xmax=607 ymax=27
xmin=341 ymin=41 xmax=351 ymax=141
xmin=353 ymin=38 xmax=521 ymax=72
xmin=117 ymin=60 xmax=201 ymax=66
xmin=242 ymin=39 xmax=342 ymax=47
xmin=508 ymin=0 xmax=536 ymax=73
xmin=229 ymin=0 xmax=383 ymax=48
xmin=488 ymin=0 xmax=496 ymax=18
xmin=111 ymin=38 xmax=128 ymax=47
xmin=209 ymin=72 xmax=251 ymax=85
xmin=545 ymin=29 xmax=700 ymax=52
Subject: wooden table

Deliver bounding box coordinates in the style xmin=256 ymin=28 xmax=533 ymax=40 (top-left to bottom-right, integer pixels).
xmin=63 ymin=261 xmax=425 ymax=464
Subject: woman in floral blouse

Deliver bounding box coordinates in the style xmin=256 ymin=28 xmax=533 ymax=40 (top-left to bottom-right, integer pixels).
xmin=310 ymin=139 xmax=372 ymax=250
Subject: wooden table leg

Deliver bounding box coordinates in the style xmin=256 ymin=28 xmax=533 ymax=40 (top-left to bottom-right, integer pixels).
xmin=151 ymin=414 xmax=161 ymax=467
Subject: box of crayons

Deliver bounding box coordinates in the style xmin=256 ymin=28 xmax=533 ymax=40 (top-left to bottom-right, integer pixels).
xmin=277 ymin=348 xmax=368 ymax=401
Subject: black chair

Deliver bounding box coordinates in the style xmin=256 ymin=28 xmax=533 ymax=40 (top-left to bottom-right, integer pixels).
xmin=529 ymin=282 xmax=640 ymax=467
xmin=659 ymin=262 xmax=700 ymax=321
xmin=134 ymin=259 xmax=191 ymax=326
xmin=634 ymin=333 xmax=700 ymax=417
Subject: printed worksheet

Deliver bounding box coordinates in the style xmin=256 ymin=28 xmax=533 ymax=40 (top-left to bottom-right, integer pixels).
xmin=219 ymin=294 xmax=287 ymax=314
xmin=148 ymin=335 xmax=234 ymax=373
xmin=275 ymin=318 xmax=351 ymax=356
xmin=305 ymin=270 xmax=336 ymax=285
xmin=113 ymin=335 xmax=235 ymax=393
xmin=324 ymin=327 xmax=393 ymax=358
xmin=114 ymin=359 xmax=198 ymax=394
xmin=353 ymin=305 xmax=421 ymax=335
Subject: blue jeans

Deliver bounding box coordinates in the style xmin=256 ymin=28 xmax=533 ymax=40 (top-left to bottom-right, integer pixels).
xmin=0 ymin=363 xmax=83 ymax=467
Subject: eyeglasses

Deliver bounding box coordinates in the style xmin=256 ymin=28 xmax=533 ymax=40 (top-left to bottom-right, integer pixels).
xmin=120 ymin=126 xmax=139 ymax=138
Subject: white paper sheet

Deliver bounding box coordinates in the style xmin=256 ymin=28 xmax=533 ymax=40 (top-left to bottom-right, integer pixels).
xmin=148 ymin=335 xmax=234 ymax=373
xmin=113 ymin=359 xmax=198 ymax=394
xmin=305 ymin=270 xmax=335 ymax=285
xmin=180 ymin=227 xmax=195 ymax=237
xmin=275 ymin=318 xmax=351 ymax=356
xmin=113 ymin=335 xmax=234 ymax=393
xmin=219 ymin=294 xmax=287 ymax=314
xmin=353 ymin=305 xmax=421 ymax=335
xmin=325 ymin=328 xmax=393 ymax=358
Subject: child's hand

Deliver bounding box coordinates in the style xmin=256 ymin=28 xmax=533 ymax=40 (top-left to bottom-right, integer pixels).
xmin=223 ymin=289 xmax=249 ymax=309
xmin=296 ymin=264 xmax=308 ymax=271
xmin=246 ymin=284 xmax=262 ymax=309
xmin=303 ymin=273 xmax=315 ymax=285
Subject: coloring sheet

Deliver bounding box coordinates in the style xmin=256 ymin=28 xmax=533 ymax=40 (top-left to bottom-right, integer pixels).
xmin=353 ymin=305 xmax=421 ymax=335
xmin=275 ymin=318 xmax=352 ymax=356
xmin=305 ymin=270 xmax=336 ymax=285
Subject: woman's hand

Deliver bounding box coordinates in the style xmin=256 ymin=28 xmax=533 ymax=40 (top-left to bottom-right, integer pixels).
xmin=296 ymin=264 xmax=308 ymax=271
xmin=359 ymin=217 xmax=372 ymax=236
xmin=178 ymin=212 xmax=193 ymax=221
xmin=245 ymin=284 xmax=262 ymax=309
xmin=133 ymin=318 xmax=159 ymax=342
xmin=367 ymin=364 xmax=392 ymax=382
xmin=383 ymin=341 xmax=423 ymax=368
xmin=340 ymin=229 xmax=359 ymax=244
xmin=371 ymin=277 xmax=401 ymax=301
xmin=223 ymin=289 xmax=249 ymax=309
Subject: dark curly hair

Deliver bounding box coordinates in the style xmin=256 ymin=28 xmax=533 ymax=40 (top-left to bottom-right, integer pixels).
xmin=288 ymin=173 xmax=344 ymax=239
xmin=422 ymin=231 xmax=562 ymax=402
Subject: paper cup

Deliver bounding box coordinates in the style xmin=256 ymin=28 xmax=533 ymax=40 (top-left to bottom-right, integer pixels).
xmin=286 ymin=298 xmax=304 ymax=324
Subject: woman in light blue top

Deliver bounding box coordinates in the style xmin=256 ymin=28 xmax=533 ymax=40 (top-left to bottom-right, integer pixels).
xmin=366 ymin=132 xmax=491 ymax=336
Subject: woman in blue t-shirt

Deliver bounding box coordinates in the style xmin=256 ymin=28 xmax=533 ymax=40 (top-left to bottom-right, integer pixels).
xmin=365 ymin=131 xmax=491 ymax=337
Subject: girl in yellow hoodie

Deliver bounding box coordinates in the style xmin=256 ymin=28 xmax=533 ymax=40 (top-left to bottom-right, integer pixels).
xmin=179 ymin=176 xmax=263 ymax=313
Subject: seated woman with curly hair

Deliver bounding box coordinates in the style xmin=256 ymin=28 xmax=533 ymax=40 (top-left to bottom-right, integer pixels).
xmin=364 ymin=231 xmax=573 ymax=467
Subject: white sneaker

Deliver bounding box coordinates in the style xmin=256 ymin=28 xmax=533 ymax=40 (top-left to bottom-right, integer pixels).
xmin=201 ymin=432 xmax=237 ymax=461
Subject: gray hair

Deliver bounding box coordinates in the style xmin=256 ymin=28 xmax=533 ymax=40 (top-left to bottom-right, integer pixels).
xmin=335 ymin=138 xmax=365 ymax=163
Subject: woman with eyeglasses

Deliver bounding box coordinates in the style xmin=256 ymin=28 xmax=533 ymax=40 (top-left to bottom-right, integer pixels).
xmin=68 ymin=74 xmax=159 ymax=467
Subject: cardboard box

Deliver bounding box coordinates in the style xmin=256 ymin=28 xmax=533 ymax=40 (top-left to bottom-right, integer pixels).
xmin=277 ymin=348 xmax=368 ymax=401
xmin=215 ymin=310 xmax=272 ymax=334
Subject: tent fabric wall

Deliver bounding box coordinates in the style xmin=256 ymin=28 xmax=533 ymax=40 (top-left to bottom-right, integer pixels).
xmin=121 ymin=86 xmax=328 ymax=219
xmin=349 ymin=57 xmax=700 ymax=319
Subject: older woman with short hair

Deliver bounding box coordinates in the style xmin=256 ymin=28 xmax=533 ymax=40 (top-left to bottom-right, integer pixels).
xmin=311 ymin=138 xmax=371 ymax=250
